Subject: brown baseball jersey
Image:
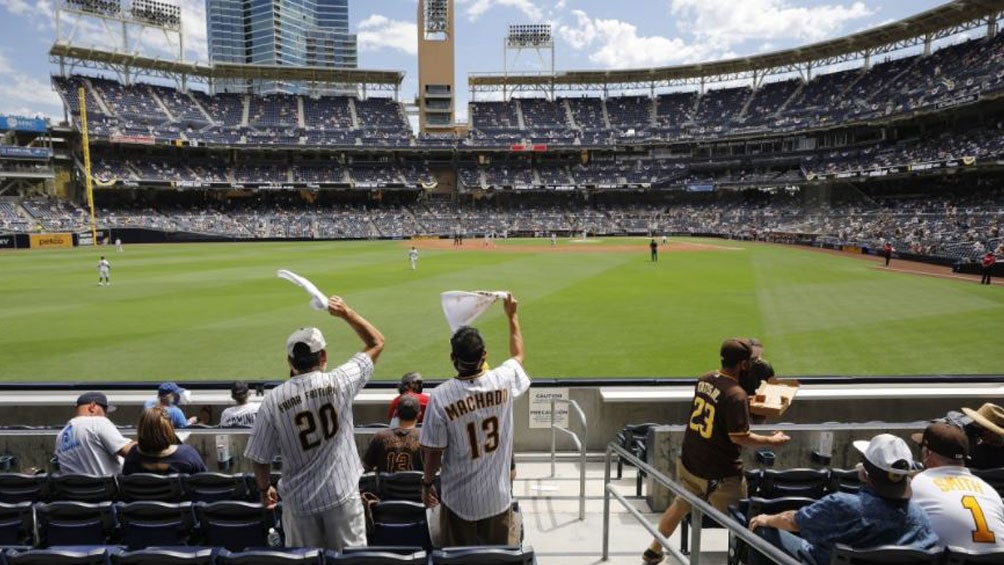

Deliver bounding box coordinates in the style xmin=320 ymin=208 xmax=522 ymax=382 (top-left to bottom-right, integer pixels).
xmin=680 ymin=371 xmax=751 ymax=480
xmin=362 ymin=428 xmax=423 ymax=473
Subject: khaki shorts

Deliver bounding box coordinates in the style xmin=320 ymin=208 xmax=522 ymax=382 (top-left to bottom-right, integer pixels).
xmin=439 ymin=503 xmax=516 ymax=547
xmin=674 ymin=459 xmax=747 ymax=514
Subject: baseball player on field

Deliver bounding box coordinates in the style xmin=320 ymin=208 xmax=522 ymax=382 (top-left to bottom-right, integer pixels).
xmin=244 ymin=295 xmax=385 ymax=550
xmin=420 ymin=293 xmax=530 ymax=546
xmin=97 ymin=256 xmax=111 ymax=285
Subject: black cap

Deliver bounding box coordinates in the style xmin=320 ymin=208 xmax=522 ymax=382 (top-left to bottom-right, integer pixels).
xmin=231 ymin=381 xmax=250 ymax=399
xmin=76 ymin=391 xmax=115 ymax=413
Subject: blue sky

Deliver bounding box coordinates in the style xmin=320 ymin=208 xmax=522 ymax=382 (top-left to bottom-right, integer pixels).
xmin=0 ymin=0 xmax=951 ymax=121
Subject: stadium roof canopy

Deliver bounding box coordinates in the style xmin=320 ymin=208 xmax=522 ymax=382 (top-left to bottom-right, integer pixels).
xmin=469 ymin=0 xmax=1004 ymax=94
xmin=49 ymin=42 xmax=404 ymax=90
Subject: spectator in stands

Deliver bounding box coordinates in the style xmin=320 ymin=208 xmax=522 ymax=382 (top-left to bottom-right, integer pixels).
xmin=642 ymin=338 xmax=790 ymax=565
xmin=144 ymin=382 xmax=196 ymax=429
xmin=962 ymin=403 xmax=1004 ymax=470
xmin=364 ymin=395 xmax=423 ymax=473
xmin=748 ymin=434 xmax=939 ymax=565
xmin=218 ymin=381 xmax=259 ymax=427
xmin=420 ymin=293 xmax=529 ymax=546
xmin=388 ymin=371 xmax=428 ymax=424
xmin=55 ymin=392 xmax=135 ymax=475
xmin=244 ymin=295 xmax=384 ymax=551
xmin=911 ymin=422 xmax=1004 ymax=553
xmin=122 ymin=407 xmax=207 ymax=475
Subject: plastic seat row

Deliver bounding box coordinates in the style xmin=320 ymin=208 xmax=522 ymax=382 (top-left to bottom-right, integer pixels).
xmin=359 ymin=472 xmax=439 ymax=504
xmin=0 ymin=545 xmax=535 ymax=564
xmin=0 ymin=473 xmax=254 ymax=504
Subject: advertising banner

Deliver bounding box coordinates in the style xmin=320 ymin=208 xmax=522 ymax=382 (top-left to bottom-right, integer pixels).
xmin=30 ymin=233 xmax=73 ymax=249
xmin=0 ymin=115 xmax=47 ymax=133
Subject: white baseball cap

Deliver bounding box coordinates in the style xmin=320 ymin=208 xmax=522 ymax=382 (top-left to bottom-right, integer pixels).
xmin=286 ymin=327 xmax=326 ymax=357
xmin=853 ymin=434 xmax=918 ymax=475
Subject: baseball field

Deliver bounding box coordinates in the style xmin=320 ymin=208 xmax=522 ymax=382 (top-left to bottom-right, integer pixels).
xmin=1 ymin=237 xmax=1002 ymax=382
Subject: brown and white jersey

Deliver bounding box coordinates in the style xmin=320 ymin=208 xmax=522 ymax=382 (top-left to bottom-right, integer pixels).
xmin=363 ymin=428 xmax=423 ymax=473
xmin=420 ymin=358 xmax=531 ymax=521
xmin=244 ymin=352 xmax=373 ymax=516
xmin=680 ymin=371 xmax=751 ymax=480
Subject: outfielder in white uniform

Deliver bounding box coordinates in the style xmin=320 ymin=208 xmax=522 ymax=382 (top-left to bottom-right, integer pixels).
xmin=244 ymin=295 xmax=385 ymax=551
xmin=97 ymin=256 xmax=111 ymax=286
xmin=409 ymin=246 xmax=419 ymax=270
xmin=421 ymin=293 xmax=530 ymax=546
xmin=911 ymin=422 xmax=1004 ymax=553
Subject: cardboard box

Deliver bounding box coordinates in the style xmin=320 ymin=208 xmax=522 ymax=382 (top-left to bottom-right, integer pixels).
xmin=750 ymin=379 xmax=799 ymax=417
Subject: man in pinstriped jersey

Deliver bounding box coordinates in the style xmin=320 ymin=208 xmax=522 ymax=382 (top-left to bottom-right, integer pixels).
xmin=244 ymin=295 xmax=385 ymax=551
xmin=420 ymin=293 xmax=531 ymax=546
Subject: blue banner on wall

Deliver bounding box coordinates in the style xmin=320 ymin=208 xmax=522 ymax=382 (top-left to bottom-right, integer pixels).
xmin=0 ymin=146 xmax=51 ymax=160
xmin=0 ymin=115 xmax=48 ymax=133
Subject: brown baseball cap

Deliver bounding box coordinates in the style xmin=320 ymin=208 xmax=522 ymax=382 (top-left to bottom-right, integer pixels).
xmin=911 ymin=422 xmax=969 ymax=463
xmin=720 ymin=338 xmax=753 ymax=367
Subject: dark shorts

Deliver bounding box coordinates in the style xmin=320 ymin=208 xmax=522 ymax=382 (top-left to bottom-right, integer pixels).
xmin=440 ymin=503 xmax=515 ymax=547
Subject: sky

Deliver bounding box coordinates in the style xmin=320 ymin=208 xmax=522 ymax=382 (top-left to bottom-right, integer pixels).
xmin=0 ymin=0 xmax=955 ymax=121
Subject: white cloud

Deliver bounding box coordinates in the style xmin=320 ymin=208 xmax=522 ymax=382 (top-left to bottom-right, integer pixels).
xmin=0 ymin=51 xmax=62 ymax=117
xmin=358 ymin=14 xmax=418 ymax=55
xmin=459 ymin=0 xmax=544 ymax=22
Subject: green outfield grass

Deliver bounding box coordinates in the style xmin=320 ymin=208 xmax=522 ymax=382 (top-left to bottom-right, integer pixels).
xmin=1 ymin=238 xmax=1001 ymax=382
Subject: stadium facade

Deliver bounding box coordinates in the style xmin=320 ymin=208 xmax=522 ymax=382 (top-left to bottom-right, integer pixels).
xmin=205 ymin=0 xmax=357 ymax=93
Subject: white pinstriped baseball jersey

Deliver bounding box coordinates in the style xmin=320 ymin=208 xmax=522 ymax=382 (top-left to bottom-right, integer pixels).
xmin=244 ymin=352 xmax=373 ymax=516
xmin=420 ymin=358 xmax=531 ymax=521
xmin=912 ymin=466 xmax=1004 ymax=552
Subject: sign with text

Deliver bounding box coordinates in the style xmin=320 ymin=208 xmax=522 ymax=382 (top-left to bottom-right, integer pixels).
xmin=528 ymin=388 xmax=569 ymax=429
xmin=30 ymin=233 xmax=73 ymax=249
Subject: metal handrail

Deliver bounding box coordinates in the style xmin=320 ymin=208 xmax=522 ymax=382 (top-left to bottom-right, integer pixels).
xmin=602 ymin=442 xmax=799 ymax=564
xmin=550 ymin=398 xmax=587 ymax=521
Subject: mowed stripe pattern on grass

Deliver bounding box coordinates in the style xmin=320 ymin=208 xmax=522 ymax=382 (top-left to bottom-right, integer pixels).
xmin=0 ymin=239 xmax=1001 ymax=382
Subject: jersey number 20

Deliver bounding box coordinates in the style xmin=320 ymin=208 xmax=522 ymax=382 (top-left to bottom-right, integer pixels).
xmin=295 ymin=403 xmax=339 ymax=451
xmin=466 ymin=416 xmax=500 ymax=459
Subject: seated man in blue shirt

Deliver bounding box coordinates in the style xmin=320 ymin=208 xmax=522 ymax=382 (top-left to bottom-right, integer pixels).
xmin=748 ymin=434 xmax=940 ymax=565
xmin=144 ymin=382 xmax=196 ymax=429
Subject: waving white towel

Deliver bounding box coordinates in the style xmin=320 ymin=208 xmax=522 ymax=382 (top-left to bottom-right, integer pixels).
xmin=441 ymin=290 xmax=509 ymax=333
xmin=278 ymin=270 xmax=328 ymax=311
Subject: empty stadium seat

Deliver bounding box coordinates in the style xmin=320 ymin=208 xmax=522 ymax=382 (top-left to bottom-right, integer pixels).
xmin=0 ymin=503 xmax=33 ymax=547
xmin=117 ymin=474 xmax=184 ymax=503
xmin=217 ymin=548 xmax=321 ymax=564
xmin=378 ymin=472 xmax=422 ymax=502
xmin=0 ymin=474 xmax=47 ymax=504
xmin=116 ymin=501 xmax=196 ymax=549
xmin=756 ymin=469 xmax=830 ymax=499
xmin=110 ymin=547 xmax=216 ymax=565
xmin=326 ymin=547 xmax=427 ymax=564
xmin=369 ymin=501 xmax=430 ymax=551
xmin=829 ymin=543 xmax=944 ymax=564
xmin=49 ymin=475 xmax=118 ymax=503
xmin=827 ymin=468 xmax=863 ymax=494
xmin=971 ymin=467 xmax=1004 ymax=498
xmin=35 ymin=501 xmax=117 ymax=547
xmin=193 ymin=501 xmax=274 ymax=551
xmin=6 ymin=547 xmax=111 ymax=565
xmin=615 ymin=423 xmax=657 ymax=496
xmin=944 ymin=545 xmax=1004 ymax=564
xmin=430 ymin=545 xmax=535 ymax=565
xmin=358 ymin=473 xmax=379 ymax=499
xmin=182 ymin=473 xmax=251 ymax=503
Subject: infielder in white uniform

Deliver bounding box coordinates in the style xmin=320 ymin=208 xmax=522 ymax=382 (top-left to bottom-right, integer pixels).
xmin=420 ymin=293 xmax=530 ymax=546
xmin=244 ymin=295 xmax=385 ymax=550
xmin=97 ymin=256 xmax=111 ymax=285
xmin=409 ymin=246 xmax=419 ymax=270
xmin=911 ymin=422 xmax=1004 ymax=553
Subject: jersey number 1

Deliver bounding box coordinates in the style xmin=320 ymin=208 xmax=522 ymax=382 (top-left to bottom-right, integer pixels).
xmin=466 ymin=416 xmax=500 ymax=459
xmin=962 ymin=495 xmax=997 ymax=543
xmin=295 ymin=402 xmax=339 ymax=451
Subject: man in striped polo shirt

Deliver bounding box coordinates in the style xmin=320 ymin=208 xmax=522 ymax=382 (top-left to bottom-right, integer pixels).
xmin=245 ymin=295 xmax=385 ymax=550
xmin=420 ymin=293 xmax=530 ymax=546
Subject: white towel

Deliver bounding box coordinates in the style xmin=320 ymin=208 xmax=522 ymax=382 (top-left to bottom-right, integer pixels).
xmin=277 ymin=269 xmax=328 ymax=311
xmin=441 ymin=290 xmax=509 ymax=333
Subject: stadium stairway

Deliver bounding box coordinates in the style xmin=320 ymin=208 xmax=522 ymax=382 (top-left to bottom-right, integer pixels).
xmin=514 ymin=454 xmax=730 ymax=564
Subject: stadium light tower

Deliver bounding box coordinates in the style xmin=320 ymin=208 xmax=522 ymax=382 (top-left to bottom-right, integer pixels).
xmin=417 ymin=0 xmax=455 ymax=134
xmin=504 ymin=24 xmax=554 ymax=99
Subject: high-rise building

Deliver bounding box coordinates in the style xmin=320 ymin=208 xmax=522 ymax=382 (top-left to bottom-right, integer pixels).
xmin=206 ymin=0 xmax=358 ymax=93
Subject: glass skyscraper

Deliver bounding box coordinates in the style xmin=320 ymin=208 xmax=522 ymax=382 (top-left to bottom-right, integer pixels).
xmin=206 ymin=0 xmax=358 ymax=93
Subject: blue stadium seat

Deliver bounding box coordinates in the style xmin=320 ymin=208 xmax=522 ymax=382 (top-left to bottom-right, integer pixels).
xmin=827 ymin=468 xmax=863 ymax=494
xmin=369 ymin=501 xmax=430 ymax=551
xmin=0 ymin=474 xmax=48 ymax=504
xmin=35 ymin=501 xmax=117 ymax=547
xmin=829 ymin=543 xmax=944 ymax=564
xmin=193 ymin=501 xmax=274 ymax=551
xmin=217 ymin=548 xmax=321 ymax=564
xmin=110 ymin=547 xmax=216 ymax=565
xmin=116 ymin=474 xmax=184 ymax=503
xmin=115 ymin=501 xmax=196 ymax=549
xmin=430 ymin=545 xmax=535 ymax=565
xmin=377 ymin=472 xmax=422 ymax=502
xmin=5 ymin=547 xmax=111 ymax=565
xmin=358 ymin=473 xmax=379 ymax=499
xmin=0 ymin=503 xmax=34 ymax=547
xmin=182 ymin=473 xmax=251 ymax=503
xmin=49 ymin=475 xmax=118 ymax=503
xmin=325 ymin=547 xmax=427 ymax=564
xmin=757 ymin=469 xmax=830 ymax=499
xmin=944 ymin=545 xmax=1004 ymax=564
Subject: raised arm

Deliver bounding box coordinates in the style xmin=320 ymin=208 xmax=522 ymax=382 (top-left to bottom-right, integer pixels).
xmin=328 ymin=296 xmax=385 ymax=362
xmin=503 ymin=293 xmax=524 ymax=365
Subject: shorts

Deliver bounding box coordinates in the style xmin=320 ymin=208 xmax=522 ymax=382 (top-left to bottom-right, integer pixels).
xmin=283 ymin=492 xmax=367 ymax=550
xmin=439 ymin=502 xmax=516 ymax=547
xmin=674 ymin=459 xmax=746 ymax=514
